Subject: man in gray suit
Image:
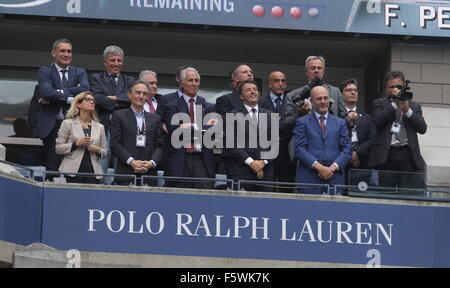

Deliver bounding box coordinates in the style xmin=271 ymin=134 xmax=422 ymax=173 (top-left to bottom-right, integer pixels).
xmin=283 ymin=56 xmax=346 ymax=134
xmin=282 ymin=55 xmax=346 ymax=161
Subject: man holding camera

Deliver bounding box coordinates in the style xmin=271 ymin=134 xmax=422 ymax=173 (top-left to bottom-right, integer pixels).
xmin=370 ymin=71 xmax=427 ymax=191
xmin=283 ymin=56 xmax=346 ymax=132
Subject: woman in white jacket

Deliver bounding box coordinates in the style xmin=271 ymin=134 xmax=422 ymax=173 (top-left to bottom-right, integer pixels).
xmin=56 ymin=91 xmax=107 ymax=184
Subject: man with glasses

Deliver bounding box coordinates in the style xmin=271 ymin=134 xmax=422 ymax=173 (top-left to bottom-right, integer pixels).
xmin=37 ymin=38 xmax=90 ymax=174
xmin=110 ymin=81 xmax=164 ymax=186
xmin=369 ymin=71 xmax=427 ymax=192
xmin=339 ymin=79 xmax=376 ymax=188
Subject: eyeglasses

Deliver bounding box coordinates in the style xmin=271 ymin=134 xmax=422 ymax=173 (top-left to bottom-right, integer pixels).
xmin=82 ymin=98 xmax=96 ymax=104
xmin=343 ymin=88 xmax=358 ymax=93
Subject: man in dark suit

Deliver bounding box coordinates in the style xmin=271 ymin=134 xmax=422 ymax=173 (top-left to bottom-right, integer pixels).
xmin=226 ymin=80 xmax=276 ymax=192
xmin=215 ymin=64 xmax=254 ymax=175
xmin=165 ymin=67 xmax=216 ymax=189
xmin=138 ymin=70 xmax=162 ymax=114
xmin=159 ymin=66 xmax=189 ymax=131
xmin=110 ymin=80 xmax=164 ymax=186
xmin=37 ymin=38 xmax=90 ymax=173
xmin=259 ymin=71 xmax=295 ymax=192
xmin=89 ymin=45 xmax=135 ymax=178
xmin=215 ymin=64 xmax=254 ymax=119
xmin=293 ymin=85 xmax=352 ymax=195
xmin=339 ymin=79 xmax=376 ymax=187
xmin=369 ymin=71 xmax=427 ymax=192
xmin=27 ymin=85 xmax=41 ymax=138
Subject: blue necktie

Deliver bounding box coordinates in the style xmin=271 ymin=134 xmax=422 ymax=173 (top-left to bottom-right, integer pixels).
xmin=274 ymin=96 xmax=282 ymax=113
xmin=61 ymin=69 xmax=68 ymax=88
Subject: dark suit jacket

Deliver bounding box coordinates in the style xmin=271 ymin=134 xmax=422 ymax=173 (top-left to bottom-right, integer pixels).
xmin=215 ymin=90 xmax=242 ymax=119
xmin=89 ymin=71 xmax=135 ymax=131
xmin=28 ymin=85 xmax=41 ymax=138
xmin=37 ymin=64 xmax=90 ymax=138
xmin=369 ymin=97 xmax=427 ymax=171
xmin=346 ymin=109 xmax=376 ymax=169
xmin=165 ymin=95 xmax=216 ymax=178
xmin=226 ymin=105 xmax=275 ymax=180
xmin=294 ymin=113 xmax=352 ymax=194
xmin=110 ymin=107 xmax=164 ymax=176
xmin=159 ymin=91 xmax=181 ymax=125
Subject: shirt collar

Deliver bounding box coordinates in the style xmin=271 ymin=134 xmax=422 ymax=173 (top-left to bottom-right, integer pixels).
xmin=131 ymin=105 xmax=145 ymax=116
xmin=269 ymin=91 xmax=283 ymax=102
xmin=314 ymin=111 xmax=328 ymax=120
xmin=182 ymin=94 xmax=197 ymax=105
xmin=244 ymin=104 xmax=258 ymax=113
xmin=346 ymin=106 xmax=357 ymax=113
xmin=54 ymin=63 xmax=69 ymax=72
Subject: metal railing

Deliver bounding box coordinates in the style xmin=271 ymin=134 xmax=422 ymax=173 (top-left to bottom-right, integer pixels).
xmin=1 ymin=159 xmax=450 ymax=201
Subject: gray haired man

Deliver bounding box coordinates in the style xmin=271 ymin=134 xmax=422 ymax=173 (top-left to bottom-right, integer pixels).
xmin=282 ymin=55 xmax=346 ymax=160
xmin=89 ymin=45 xmax=135 ymax=180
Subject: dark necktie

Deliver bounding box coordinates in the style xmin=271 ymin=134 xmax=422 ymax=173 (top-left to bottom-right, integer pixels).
xmin=251 ymin=108 xmax=258 ymax=122
xmin=147 ymin=99 xmax=156 ymax=113
xmin=110 ymin=74 xmax=118 ymax=87
xmin=61 ymin=69 xmax=68 ymax=89
xmin=274 ymin=96 xmax=282 ymax=113
xmin=319 ymin=115 xmax=326 ymax=134
xmin=187 ymin=98 xmax=195 ymax=152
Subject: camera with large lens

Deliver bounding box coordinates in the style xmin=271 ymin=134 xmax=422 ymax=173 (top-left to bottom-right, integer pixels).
xmin=292 ymin=76 xmax=324 ymax=106
xmin=389 ymin=80 xmax=413 ymax=101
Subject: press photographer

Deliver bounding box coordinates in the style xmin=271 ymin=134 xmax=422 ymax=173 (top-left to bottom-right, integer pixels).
xmin=369 ymin=70 xmax=427 ymax=192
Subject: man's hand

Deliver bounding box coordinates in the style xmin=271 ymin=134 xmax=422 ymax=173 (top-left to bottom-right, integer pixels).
xmin=296 ymin=100 xmax=310 ymax=113
xmin=38 ymin=98 xmax=50 ymax=105
xmin=162 ymin=124 xmax=168 ymax=134
xmin=314 ymin=162 xmax=334 ymax=180
xmin=398 ymin=100 xmax=410 ymax=113
xmin=256 ymin=170 xmax=264 ymax=180
xmin=76 ymin=136 xmax=91 ymax=147
xmin=207 ymin=119 xmax=219 ymax=126
xmin=143 ymin=161 xmax=155 ymax=170
xmin=130 ymin=160 xmax=148 ymax=173
xmin=249 ymin=160 xmax=265 ymax=173
xmin=107 ymin=95 xmax=117 ymax=101
xmin=347 ymin=111 xmax=359 ymax=121
xmin=180 ymin=123 xmax=192 ymax=129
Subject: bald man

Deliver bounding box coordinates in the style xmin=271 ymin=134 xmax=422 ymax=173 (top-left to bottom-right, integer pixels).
xmin=259 ymin=71 xmax=295 ymax=191
xmin=293 ymin=85 xmax=351 ymax=195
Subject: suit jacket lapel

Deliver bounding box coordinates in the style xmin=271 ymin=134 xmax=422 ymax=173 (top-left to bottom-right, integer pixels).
xmin=51 ymin=64 xmax=62 ymax=89
xmin=72 ymin=117 xmax=85 ymax=139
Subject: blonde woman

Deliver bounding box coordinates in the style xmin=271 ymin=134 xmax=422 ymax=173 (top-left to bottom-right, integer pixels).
xmin=56 ymin=92 xmax=107 ymax=184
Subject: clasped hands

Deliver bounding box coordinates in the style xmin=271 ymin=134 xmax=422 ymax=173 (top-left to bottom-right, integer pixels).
xmin=314 ymin=162 xmax=338 ymax=181
xmin=76 ymin=136 xmax=101 ymax=154
xmin=249 ymin=160 xmax=265 ymax=180
xmin=130 ymin=160 xmax=155 ymax=174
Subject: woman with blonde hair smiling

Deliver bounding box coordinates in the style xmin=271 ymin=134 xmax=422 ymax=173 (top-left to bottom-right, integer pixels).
xmin=56 ymin=91 xmax=107 ymax=184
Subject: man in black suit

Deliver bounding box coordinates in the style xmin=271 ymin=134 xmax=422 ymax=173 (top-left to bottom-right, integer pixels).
xmin=89 ymin=45 xmax=135 ymax=178
xmin=369 ymin=71 xmax=427 ymax=192
xmin=159 ymin=66 xmax=189 ymax=132
xmin=37 ymin=38 xmax=90 ymax=173
xmin=215 ymin=64 xmax=254 ymax=119
xmin=339 ymin=79 xmax=376 ymax=188
xmin=138 ymin=70 xmax=162 ymax=114
xmin=110 ymin=80 xmax=164 ymax=186
xmin=164 ymin=67 xmax=216 ymax=189
xmin=215 ymin=64 xmax=254 ymax=175
xmin=259 ymin=71 xmax=295 ymax=192
xmin=226 ymin=80 xmax=276 ymax=192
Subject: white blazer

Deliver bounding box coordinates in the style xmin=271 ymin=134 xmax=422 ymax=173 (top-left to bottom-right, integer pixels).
xmin=55 ymin=117 xmax=107 ymax=179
